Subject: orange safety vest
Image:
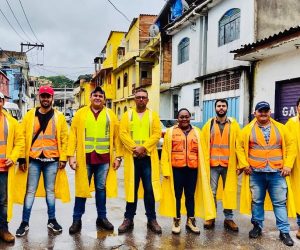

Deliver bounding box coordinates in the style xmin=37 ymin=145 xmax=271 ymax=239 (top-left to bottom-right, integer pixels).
xmin=171 ymin=126 xmax=198 ymax=168
xmin=29 ymin=116 xmax=59 ymax=159
xmin=248 ymin=122 xmax=283 ymax=169
xmin=0 ymin=115 xmax=8 ymax=171
xmin=210 ymin=119 xmax=230 ymax=167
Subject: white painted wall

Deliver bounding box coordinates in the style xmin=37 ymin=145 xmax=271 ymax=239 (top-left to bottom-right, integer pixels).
xmin=172 ymin=18 xmax=202 ymax=85
xmin=206 ymin=0 xmax=255 ymax=74
xmin=160 ymin=92 xmax=172 ymax=119
xmin=179 ymin=83 xmax=201 ymax=121
xmin=253 ymin=49 xmax=300 ymax=112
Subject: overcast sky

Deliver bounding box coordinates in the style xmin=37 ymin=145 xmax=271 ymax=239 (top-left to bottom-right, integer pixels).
xmin=0 ymin=0 xmax=166 ymax=80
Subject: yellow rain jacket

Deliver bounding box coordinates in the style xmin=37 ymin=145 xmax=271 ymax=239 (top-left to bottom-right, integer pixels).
xmin=236 ymin=118 xmax=296 ymax=217
xmin=14 ymin=108 xmax=70 ymax=204
xmin=159 ymin=125 xmax=216 ymax=220
xmin=202 ymin=117 xmax=240 ymax=210
xmin=67 ymin=106 xmax=121 ymax=198
xmin=0 ymin=110 xmax=23 ymax=221
xmin=286 ymin=115 xmax=300 ymax=214
xmin=119 ymin=108 xmax=161 ymax=202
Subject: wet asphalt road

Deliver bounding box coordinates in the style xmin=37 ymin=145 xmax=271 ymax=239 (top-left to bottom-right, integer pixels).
xmin=1 ymin=167 xmax=300 ymax=250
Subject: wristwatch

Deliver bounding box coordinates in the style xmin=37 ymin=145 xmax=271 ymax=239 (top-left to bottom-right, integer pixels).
xmin=116 ymin=157 xmax=122 ymax=162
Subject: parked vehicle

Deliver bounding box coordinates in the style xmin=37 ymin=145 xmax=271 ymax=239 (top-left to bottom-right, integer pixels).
xmin=3 ymin=102 xmax=22 ymax=121
xmin=157 ymin=119 xmax=177 ymax=158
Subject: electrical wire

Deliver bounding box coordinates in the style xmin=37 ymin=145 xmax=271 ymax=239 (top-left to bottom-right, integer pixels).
xmin=0 ymin=7 xmax=26 ymax=41
xmin=5 ymin=0 xmax=35 ymax=43
xmin=18 ymin=0 xmax=43 ymax=44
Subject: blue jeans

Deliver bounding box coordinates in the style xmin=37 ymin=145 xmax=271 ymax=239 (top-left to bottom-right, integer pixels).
xmin=0 ymin=172 xmax=8 ymax=229
xmin=250 ymin=171 xmax=290 ymax=233
xmin=297 ymin=214 xmax=300 ymax=228
xmin=22 ymin=161 xmax=58 ymax=222
xmin=210 ymin=166 xmax=233 ymax=220
xmin=73 ymin=163 xmax=109 ymax=221
xmin=124 ymin=156 xmax=156 ymax=221
xmin=173 ymin=167 xmax=197 ymax=218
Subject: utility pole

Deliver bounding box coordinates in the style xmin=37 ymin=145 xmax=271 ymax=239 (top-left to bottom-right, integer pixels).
xmin=21 ymin=43 xmax=44 ymax=53
xmin=64 ymin=84 xmax=67 ymax=115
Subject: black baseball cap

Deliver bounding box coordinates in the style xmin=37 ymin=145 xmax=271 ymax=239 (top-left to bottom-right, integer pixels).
xmin=255 ymin=101 xmax=270 ymax=111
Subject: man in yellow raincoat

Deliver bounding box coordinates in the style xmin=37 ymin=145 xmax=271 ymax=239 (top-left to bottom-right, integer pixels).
xmin=0 ymin=92 xmax=23 ymax=243
xmin=285 ymin=97 xmax=300 ymax=240
xmin=118 ymin=88 xmax=162 ymax=234
xmin=68 ymin=86 xmax=122 ymax=234
xmin=237 ymin=101 xmax=296 ymax=247
xmin=15 ymin=86 xmax=70 ymax=237
xmin=202 ymin=99 xmax=240 ymax=232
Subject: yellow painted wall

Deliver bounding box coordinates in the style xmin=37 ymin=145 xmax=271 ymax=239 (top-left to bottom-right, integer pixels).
xmin=79 ymin=81 xmax=93 ymax=107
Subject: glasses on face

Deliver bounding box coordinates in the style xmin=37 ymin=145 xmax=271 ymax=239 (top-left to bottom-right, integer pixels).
xmin=135 ymin=96 xmax=148 ymax=100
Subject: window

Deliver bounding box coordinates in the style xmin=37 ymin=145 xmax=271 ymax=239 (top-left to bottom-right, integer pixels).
xmin=204 ymin=72 xmax=240 ymax=94
xmin=124 ymin=106 xmax=127 ymax=113
xmin=141 ymin=71 xmax=148 ymax=78
xmin=173 ymin=94 xmax=178 ymax=118
xmin=194 ymin=88 xmax=200 ymax=106
xmin=123 ymin=73 xmax=128 ymax=87
xmin=117 ymin=77 xmax=121 ymax=89
xmin=178 ymin=37 xmax=190 ymax=64
xmin=126 ymin=40 xmax=129 ymax=53
xmin=219 ymin=8 xmax=240 ymax=46
xmin=117 ymin=107 xmax=121 ymax=119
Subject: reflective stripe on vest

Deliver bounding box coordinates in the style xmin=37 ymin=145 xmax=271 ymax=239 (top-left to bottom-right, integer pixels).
xmin=29 ymin=116 xmax=59 ymax=158
xmin=85 ymin=108 xmax=110 ymax=154
xmin=210 ymin=119 xmax=230 ymax=167
xmin=171 ymin=126 xmax=198 ymax=168
xmin=248 ymin=123 xmax=283 ymax=169
xmin=0 ymin=116 xmax=8 ymax=159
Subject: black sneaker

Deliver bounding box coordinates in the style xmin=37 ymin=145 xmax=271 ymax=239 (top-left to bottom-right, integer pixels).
xmin=96 ymin=218 xmax=114 ymax=231
xmin=279 ymin=232 xmax=294 ymax=247
xmin=47 ymin=219 xmax=62 ymax=233
xmin=16 ymin=221 xmax=29 ymax=237
xmin=249 ymin=224 xmax=262 ymax=238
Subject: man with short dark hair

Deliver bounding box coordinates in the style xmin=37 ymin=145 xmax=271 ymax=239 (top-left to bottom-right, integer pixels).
xmin=237 ymin=101 xmax=296 ymax=247
xmin=286 ymin=97 xmax=300 ymax=240
xmin=202 ymin=99 xmax=240 ymax=232
xmin=68 ymin=86 xmax=122 ymax=234
xmin=118 ymin=88 xmax=162 ymax=234
xmin=15 ymin=85 xmax=70 ymax=237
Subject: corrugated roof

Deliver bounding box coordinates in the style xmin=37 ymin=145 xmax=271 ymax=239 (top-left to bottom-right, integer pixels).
xmin=231 ymin=26 xmax=300 ymax=54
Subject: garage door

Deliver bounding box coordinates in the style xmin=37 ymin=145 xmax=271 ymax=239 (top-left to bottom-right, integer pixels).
xmin=275 ymin=80 xmax=300 ymax=124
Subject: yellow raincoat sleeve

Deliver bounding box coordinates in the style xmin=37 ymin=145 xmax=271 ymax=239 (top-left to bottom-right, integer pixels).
xmin=161 ymin=128 xmax=171 ymax=177
xmin=281 ymin=124 xmax=297 ymax=169
xmin=67 ymin=110 xmax=79 ymax=157
xmin=119 ymin=111 xmax=135 ymax=153
xmin=236 ymin=125 xmax=251 ymax=169
xmin=110 ymin=110 xmax=122 ymax=157
xmin=8 ymin=119 xmax=24 ymax=163
xmin=143 ymin=112 xmax=161 ymax=152
xmin=58 ymin=113 xmax=68 ymax=162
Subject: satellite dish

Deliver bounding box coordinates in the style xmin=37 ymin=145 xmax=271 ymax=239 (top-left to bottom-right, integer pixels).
xmin=149 ymin=24 xmax=160 ymax=37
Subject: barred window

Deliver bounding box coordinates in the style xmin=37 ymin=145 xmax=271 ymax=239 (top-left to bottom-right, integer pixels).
xmin=204 ymin=72 xmax=240 ymax=94
xmin=194 ymin=88 xmax=200 ymax=106
xmin=219 ymin=8 xmax=240 ymax=46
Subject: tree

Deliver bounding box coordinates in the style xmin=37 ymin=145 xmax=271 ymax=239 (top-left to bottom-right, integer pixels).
xmin=38 ymin=75 xmax=74 ymax=88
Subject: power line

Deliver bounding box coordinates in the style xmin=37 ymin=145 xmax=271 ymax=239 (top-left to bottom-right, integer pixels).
xmin=106 ymin=0 xmax=142 ymax=32
xmin=0 ymin=7 xmax=26 ymax=41
xmin=5 ymin=0 xmax=35 ymax=43
xmin=18 ymin=0 xmax=42 ymax=44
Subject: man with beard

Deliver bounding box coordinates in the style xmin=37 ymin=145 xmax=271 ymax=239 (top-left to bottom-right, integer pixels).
xmin=15 ymin=86 xmax=70 ymax=237
xmin=237 ymin=101 xmax=296 ymax=247
xmin=118 ymin=88 xmax=162 ymax=234
xmin=202 ymin=99 xmax=240 ymax=232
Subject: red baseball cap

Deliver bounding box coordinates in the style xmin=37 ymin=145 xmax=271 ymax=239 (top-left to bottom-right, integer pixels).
xmin=39 ymin=86 xmax=54 ymax=96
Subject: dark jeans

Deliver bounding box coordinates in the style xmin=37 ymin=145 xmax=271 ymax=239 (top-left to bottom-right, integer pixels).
xmin=73 ymin=163 xmax=109 ymax=221
xmin=0 ymin=172 xmax=8 ymax=229
xmin=124 ymin=156 xmax=156 ymax=221
xmin=173 ymin=166 xmax=198 ymax=218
